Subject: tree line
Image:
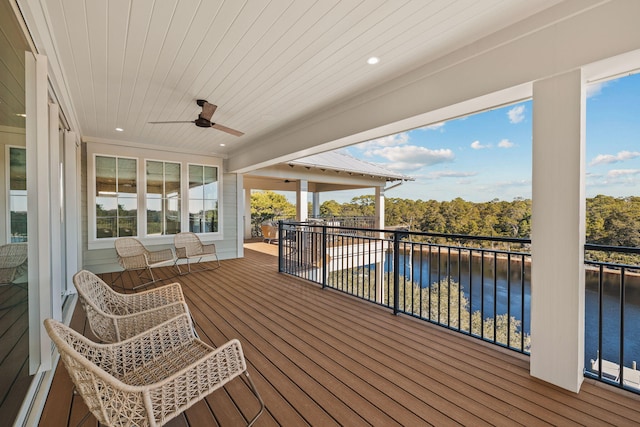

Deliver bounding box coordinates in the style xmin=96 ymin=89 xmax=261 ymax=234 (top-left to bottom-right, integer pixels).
xmin=251 ymin=191 xmax=640 ymax=247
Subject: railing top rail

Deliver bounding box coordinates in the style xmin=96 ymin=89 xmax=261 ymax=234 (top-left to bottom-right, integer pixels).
xmin=585 ymin=243 xmax=640 ymax=255
xmin=280 ymin=220 xmax=531 ymax=245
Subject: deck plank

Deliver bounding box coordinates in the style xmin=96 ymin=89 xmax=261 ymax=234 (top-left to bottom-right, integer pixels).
xmin=38 ymin=246 xmax=640 ymax=427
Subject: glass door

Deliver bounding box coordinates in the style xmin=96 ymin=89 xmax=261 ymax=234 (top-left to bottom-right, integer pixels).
xmin=0 ymin=0 xmax=33 ymax=423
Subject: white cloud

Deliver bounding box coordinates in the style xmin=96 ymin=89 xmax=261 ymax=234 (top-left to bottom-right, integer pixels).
xmin=607 ymin=169 xmax=640 ymax=178
xmin=586 ymin=81 xmax=609 ymax=99
xmin=372 ymin=145 xmax=454 ymax=172
xmin=471 ymin=140 xmax=489 ymax=150
xmin=425 ymin=171 xmax=477 ymax=179
xmin=423 ymin=122 xmax=445 ymax=131
xmin=507 ymin=105 xmax=525 ymax=124
xmin=498 ymin=139 xmax=514 ymax=148
xmin=589 ymin=150 xmax=640 ymax=166
xmin=356 ymin=132 xmax=409 ymax=152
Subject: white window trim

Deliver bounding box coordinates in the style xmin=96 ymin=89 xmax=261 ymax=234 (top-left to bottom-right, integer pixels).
xmin=185 ymin=162 xmax=222 ymax=235
xmin=4 ymin=145 xmax=26 ymax=244
xmin=87 ymin=142 xmax=223 ymax=250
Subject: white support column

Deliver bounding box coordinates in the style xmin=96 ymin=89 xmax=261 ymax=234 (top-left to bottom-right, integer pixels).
xmin=49 ymin=102 xmax=62 ymax=322
xmin=296 ymin=180 xmax=308 ymax=221
xmin=312 ymin=192 xmax=320 ymax=218
xmin=375 ymin=186 xmax=385 ymax=230
xmin=375 ymin=186 xmax=385 ymax=303
xmin=236 ymin=174 xmax=245 ymax=257
xmin=64 ymin=131 xmax=80 ymax=293
xmin=530 ymin=69 xmax=585 ymax=393
xmin=244 ymin=185 xmax=252 ymax=240
xmin=26 ymin=53 xmax=52 ymax=373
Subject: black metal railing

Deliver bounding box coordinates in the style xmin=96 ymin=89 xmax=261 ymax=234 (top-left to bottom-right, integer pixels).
xmin=278 ymin=221 xmax=531 ymax=354
xmin=584 ymin=244 xmax=640 ymax=394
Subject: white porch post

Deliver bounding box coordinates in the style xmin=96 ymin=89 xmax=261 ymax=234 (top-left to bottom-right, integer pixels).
xmin=375 ymin=186 xmax=385 ymax=303
xmin=244 ymin=185 xmax=252 ymax=239
xmin=530 ymin=69 xmax=585 ymax=392
xmin=296 ymin=179 xmax=308 ymax=221
xmin=375 ymin=186 xmax=385 ymax=230
xmin=312 ymin=192 xmax=320 ymax=218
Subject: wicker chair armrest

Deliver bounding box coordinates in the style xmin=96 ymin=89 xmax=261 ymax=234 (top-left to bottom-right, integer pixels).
xmin=113 ymin=302 xmax=190 ymax=341
xmin=118 ymin=253 xmax=148 ymax=270
xmin=146 ymin=248 xmax=175 ymax=264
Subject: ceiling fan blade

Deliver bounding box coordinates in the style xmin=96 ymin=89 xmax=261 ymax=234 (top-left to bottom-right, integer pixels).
xmin=211 ymin=123 xmax=244 ymax=136
xmin=148 ymin=120 xmax=196 ymax=124
xmin=201 ymin=102 xmax=217 ymax=121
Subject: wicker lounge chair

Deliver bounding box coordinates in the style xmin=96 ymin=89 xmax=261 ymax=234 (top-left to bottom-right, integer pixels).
xmin=44 ymin=314 xmax=264 ymax=427
xmin=114 ymin=237 xmax=176 ymax=289
xmin=173 ymin=232 xmax=219 ymax=274
xmin=0 ymin=243 xmax=28 ymax=310
xmin=73 ymin=270 xmax=191 ymax=343
xmin=0 ymin=243 xmax=28 ymax=285
xmin=260 ymin=223 xmax=278 ymax=244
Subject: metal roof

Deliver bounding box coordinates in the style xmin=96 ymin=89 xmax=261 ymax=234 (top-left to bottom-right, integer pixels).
xmin=290 ymin=151 xmax=413 ymax=182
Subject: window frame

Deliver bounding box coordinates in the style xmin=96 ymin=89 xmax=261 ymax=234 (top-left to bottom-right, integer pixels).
xmin=187 ymin=163 xmax=220 ymax=234
xmin=145 ymin=159 xmax=182 ymax=237
xmin=87 ymin=143 xmax=223 ymax=250
xmin=5 ymin=145 xmax=28 ymax=244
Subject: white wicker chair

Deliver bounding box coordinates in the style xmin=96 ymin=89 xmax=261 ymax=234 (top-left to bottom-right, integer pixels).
xmin=0 ymin=243 xmax=28 ymax=285
xmin=173 ymin=232 xmax=220 ymax=275
xmin=0 ymin=243 xmax=28 ymax=310
xmin=73 ymin=270 xmax=191 ymax=343
xmin=114 ymin=237 xmax=176 ymax=289
xmin=44 ymin=314 xmax=264 ymax=427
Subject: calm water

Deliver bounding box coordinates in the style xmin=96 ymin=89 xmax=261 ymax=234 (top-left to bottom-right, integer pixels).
xmin=381 ymin=251 xmax=640 ymax=368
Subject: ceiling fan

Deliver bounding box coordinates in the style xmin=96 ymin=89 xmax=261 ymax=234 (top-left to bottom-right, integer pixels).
xmin=148 ymin=99 xmax=244 ymax=136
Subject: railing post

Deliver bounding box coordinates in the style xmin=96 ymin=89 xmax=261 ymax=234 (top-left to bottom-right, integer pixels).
xmin=322 ymin=225 xmax=327 ymax=288
xmin=393 ymin=231 xmax=400 ymax=315
xmin=278 ymin=220 xmax=283 ymax=273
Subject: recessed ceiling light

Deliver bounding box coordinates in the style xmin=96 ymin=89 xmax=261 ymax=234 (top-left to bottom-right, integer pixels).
xmin=16 ymin=113 xmax=26 ymax=118
xmin=367 ymin=56 xmax=379 ymax=65
xmin=115 ymin=127 xmax=124 ymax=132
xmin=220 ymin=143 xmax=226 ymax=147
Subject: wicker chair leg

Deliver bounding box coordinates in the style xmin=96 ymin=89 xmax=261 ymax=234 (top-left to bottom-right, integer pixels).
xmin=243 ymin=371 xmax=265 ymax=427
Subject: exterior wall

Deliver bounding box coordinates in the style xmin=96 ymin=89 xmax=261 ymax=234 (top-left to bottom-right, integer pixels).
xmin=80 ymin=142 xmax=239 ymax=273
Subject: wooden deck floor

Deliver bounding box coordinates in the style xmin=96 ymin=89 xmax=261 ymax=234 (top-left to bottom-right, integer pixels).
xmin=39 ymin=246 xmax=640 ymax=426
xmin=0 ymin=282 xmax=32 ymax=424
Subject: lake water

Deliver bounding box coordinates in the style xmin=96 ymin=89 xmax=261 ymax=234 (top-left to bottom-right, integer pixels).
xmin=386 ymin=251 xmax=640 ymax=369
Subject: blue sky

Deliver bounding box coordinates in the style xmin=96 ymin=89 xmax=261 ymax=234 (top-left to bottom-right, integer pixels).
xmin=317 ymin=72 xmax=640 ymax=204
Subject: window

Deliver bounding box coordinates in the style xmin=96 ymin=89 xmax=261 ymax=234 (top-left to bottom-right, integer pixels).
xmin=88 ymin=146 xmax=222 ymax=248
xmin=95 ymin=156 xmax=137 ymax=238
xmin=189 ymin=164 xmax=218 ymax=233
xmin=146 ymin=160 xmax=181 ymax=235
xmin=9 ymin=147 xmax=27 ymax=242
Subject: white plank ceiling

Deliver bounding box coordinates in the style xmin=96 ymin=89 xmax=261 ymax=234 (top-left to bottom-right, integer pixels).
xmin=37 ymin=0 xmax=562 ymax=159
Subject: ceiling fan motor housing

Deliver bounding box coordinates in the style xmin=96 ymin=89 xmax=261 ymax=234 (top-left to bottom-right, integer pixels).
xmin=195 ymin=115 xmax=211 ymax=127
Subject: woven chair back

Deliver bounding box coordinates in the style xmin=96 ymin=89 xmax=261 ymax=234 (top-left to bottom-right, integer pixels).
xmin=174 ymin=232 xmax=203 ymax=258
xmin=115 ymin=237 xmax=148 ymax=257
xmin=73 ymin=270 xmax=121 ymax=342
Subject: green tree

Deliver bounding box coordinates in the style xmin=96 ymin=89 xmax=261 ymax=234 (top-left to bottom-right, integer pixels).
xmin=250 ymin=191 xmax=295 ymax=235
